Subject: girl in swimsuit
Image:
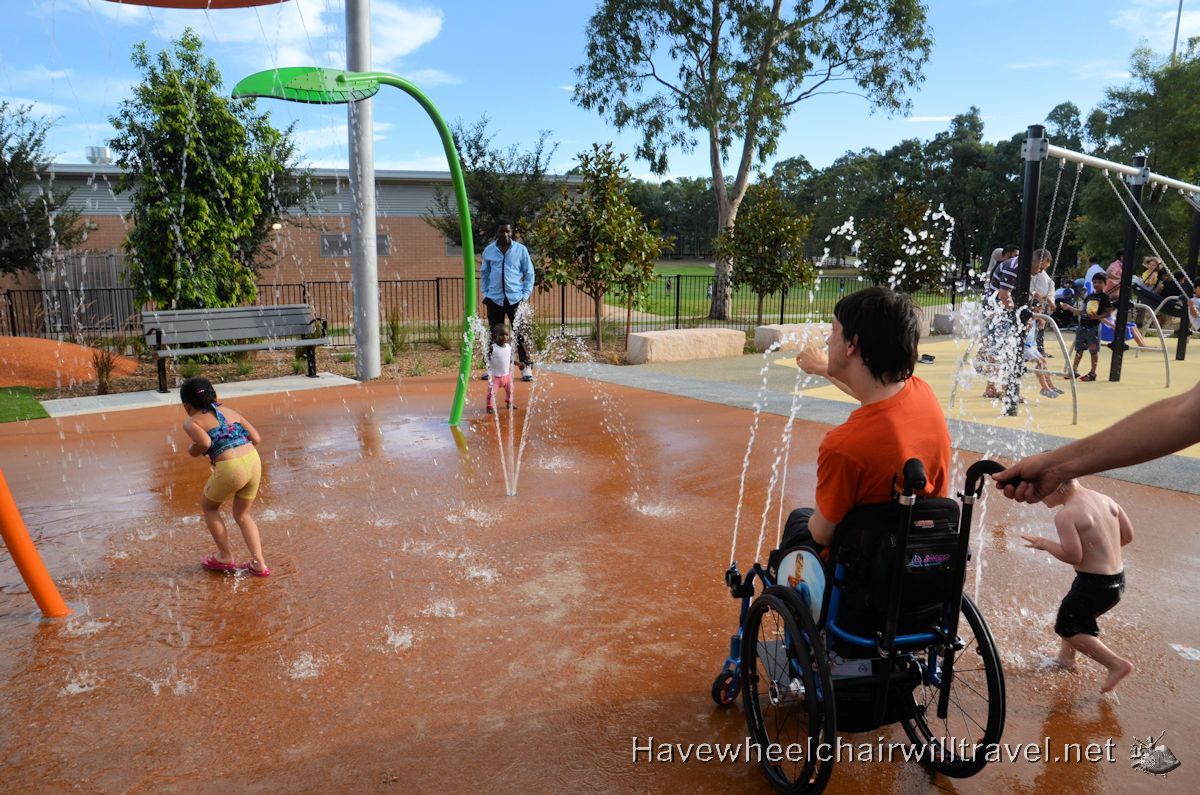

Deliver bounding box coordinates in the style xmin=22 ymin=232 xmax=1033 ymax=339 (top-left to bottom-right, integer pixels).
xmin=180 ymin=377 xmax=270 ymax=577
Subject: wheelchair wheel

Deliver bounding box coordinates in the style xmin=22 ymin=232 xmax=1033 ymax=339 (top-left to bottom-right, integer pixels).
xmin=742 ymin=586 xmax=836 ymax=793
xmin=712 ymin=670 xmax=739 ymax=706
xmin=902 ymin=593 xmax=1005 ymax=778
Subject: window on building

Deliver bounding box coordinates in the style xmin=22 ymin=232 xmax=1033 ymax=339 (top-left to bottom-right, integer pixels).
xmin=320 ymin=233 xmax=391 ymax=258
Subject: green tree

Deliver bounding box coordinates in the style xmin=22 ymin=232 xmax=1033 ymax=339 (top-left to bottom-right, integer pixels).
xmin=628 ymin=175 xmax=716 ymax=258
xmin=842 ymin=190 xmax=954 ymax=291
xmin=0 ymin=102 xmax=84 ymax=276
xmin=424 ymin=116 xmax=559 ymax=252
xmin=528 ymin=144 xmax=667 ymax=347
xmin=109 ymin=29 xmax=310 ymax=309
xmin=574 ymin=0 xmax=932 ymax=320
xmin=1076 ymin=44 xmax=1200 ymax=264
xmin=714 ymin=179 xmax=813 ymax=324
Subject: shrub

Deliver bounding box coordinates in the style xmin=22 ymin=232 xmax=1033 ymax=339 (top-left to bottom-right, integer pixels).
xmin=179 ymin=359 xmax=201 ymax=379
xmin=386 ymin=309 xmax=410 ymax=355
xmin=382 ymin=346 xmax=396 ymax=365
xmin=434 ymin=326 xmax=458 ymax=351
xmin=439 ymin=354 xmax=453 ymax=368
xmin=91 ymin=346 xmax=117 ymax=395
xmin=291 ymin=358 xmax=306 ymax=375
xmin=236 ymin=359 xmax=253 ymax=376
xmin=408 ymin=357 xmax=427 ymax=377
xmin=338 ymin=352 xmax=354 ymax=363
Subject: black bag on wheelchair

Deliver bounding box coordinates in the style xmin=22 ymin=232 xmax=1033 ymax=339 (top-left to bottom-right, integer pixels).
xmin=832 ymin=498 xmax=961 ymax=646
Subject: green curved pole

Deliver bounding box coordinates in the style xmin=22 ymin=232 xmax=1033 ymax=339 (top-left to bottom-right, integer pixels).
xmin=232 ymin=68 xmax=476 ymax=424
xmin=362 ymin=74 xmax=474 ymax=425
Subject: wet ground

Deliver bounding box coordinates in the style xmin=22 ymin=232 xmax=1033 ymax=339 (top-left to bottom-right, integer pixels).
xmin=1 ymin=372 xmax=1197 ymax=792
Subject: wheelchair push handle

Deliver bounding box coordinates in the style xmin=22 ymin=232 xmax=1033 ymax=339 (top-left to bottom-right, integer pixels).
xmin=963 ymin=459 xmax=1015 ymax=497
xmin=901 ymin=458 xmax=927 ymax=496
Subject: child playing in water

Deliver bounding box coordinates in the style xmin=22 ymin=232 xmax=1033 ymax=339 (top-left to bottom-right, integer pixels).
xmin=486 ymin=324 xmax=516 ymax=414
xmin=1021 ymin=479 xmax=1134 ymax=693
xmin=180 ymin=377 xmax=269 ymax=577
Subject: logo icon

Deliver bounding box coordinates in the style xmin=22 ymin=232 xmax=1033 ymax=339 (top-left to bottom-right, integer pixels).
xmin=1130 ymin=731 xmax=1181 ymax=777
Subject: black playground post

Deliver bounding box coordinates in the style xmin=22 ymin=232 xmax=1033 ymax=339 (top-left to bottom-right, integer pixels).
xmin=1007 ymin=125 xmax=1046 ymax=416
xmin=1176 ymin=208 xmax=1200 ymax=360
xmin=1109 ymin=154 xmax=1147 ymax=382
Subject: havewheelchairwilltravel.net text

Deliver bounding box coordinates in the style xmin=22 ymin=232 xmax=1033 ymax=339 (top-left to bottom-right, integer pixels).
xmin=630 ymin=736 xmax=1118 ymax=765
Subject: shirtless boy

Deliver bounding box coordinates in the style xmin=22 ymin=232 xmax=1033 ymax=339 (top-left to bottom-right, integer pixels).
xmin=1021 ymin=480 xmax=1134 ymax=693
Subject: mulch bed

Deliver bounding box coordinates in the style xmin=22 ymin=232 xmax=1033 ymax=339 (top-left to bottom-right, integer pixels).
xmin=26 ymin=345 xmax=464 ymax=400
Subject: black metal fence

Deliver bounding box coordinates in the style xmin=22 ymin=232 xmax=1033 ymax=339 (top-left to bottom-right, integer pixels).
xmin=0 ymin=274 xmax=963 ymax=347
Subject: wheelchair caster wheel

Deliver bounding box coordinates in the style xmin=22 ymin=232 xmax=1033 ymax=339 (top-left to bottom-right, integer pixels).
xmin=711 ymin=670 xmax=739 ymax=706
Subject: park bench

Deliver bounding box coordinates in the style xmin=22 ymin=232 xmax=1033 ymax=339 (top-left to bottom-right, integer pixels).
xmin=142 ymin=304 xmax=330 ymax=393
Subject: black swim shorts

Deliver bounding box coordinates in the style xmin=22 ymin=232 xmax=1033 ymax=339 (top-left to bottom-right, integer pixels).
xmin=1054 ymin=570 xmax=1125 ymax=638
xmin=1074 ymin=325 xmax=1100 ymax=353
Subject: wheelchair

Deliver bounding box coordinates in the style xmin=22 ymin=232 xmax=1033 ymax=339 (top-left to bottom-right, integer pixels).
xmin=712 ymin=459 xmax=1007 ymax=792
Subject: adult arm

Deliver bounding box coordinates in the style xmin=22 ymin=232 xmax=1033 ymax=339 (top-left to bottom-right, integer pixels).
xmin=796 ymin=345 xmax=857 ymax=399
xmin=807 ymin=508 xmax=838 ymax=547
xmin=520 ymin=245 xmax=535 ymax=301
xmin=479 ymin=247 xmax=492 ymax=302
xmin=997 ymin=380 xmax=1200 ymax=502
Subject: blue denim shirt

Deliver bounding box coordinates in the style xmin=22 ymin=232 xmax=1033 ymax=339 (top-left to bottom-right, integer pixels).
xmin=480 ymin=240 xmax=535 ymax=305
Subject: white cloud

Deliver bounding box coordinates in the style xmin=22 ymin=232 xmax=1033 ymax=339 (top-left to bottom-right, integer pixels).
xmin=293 ymin=121 xmax=394 ymax=153
xmin=904 ymin=115 xmax=954 ymax=123
xmin=402 ymin=68 xmax=461 ymax=87
xmin=0 ymin=95 xmax=69 ymax=118
xmin=1111 ymin=0 xmax=1200 ymax=53
xmin=558 ymin=84 xmax=575 ymax=92
xmin=370 ymin=4 xmax=443 ymax=69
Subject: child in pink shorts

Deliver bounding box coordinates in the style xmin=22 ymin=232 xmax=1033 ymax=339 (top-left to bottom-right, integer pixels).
xmin=486 ymin=324 xmax=516 ymax=413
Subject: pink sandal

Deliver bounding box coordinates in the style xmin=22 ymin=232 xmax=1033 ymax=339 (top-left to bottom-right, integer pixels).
xmin=240 ymin=561 xmax=271 ymax=578
xmin=201 ymin=554 xmax=238 ymax=572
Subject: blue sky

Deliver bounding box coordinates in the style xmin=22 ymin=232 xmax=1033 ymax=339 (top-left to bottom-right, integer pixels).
xmin=2 ymin=0 xmax=1197 ymax=180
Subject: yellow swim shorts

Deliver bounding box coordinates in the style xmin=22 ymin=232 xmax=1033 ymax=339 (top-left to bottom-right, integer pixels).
xmin=203 ymin=448 xmax=262 ymax=503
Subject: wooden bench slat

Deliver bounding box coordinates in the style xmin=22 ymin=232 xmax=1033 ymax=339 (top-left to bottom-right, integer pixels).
xmin=142 ymin=304 xmax=312 ymax=319
xmin=151 ymin=325 xmax=315 ymax=342
xmin=156 ymin=338 xmax=331 ymax=358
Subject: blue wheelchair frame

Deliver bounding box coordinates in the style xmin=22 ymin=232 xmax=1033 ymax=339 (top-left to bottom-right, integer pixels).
xmin=714 ymin=459 xmax=1006 ymax=728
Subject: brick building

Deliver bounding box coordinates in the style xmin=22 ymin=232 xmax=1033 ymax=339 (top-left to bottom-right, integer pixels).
xmin=3 ymin=162 xmax=473 ymax=289
xmin=1 ymin=163 xmax=593 ymax=339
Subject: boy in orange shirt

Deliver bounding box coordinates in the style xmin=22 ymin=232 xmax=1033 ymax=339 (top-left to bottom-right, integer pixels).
xmin=781 ymin=287 xmax=951 ymax=552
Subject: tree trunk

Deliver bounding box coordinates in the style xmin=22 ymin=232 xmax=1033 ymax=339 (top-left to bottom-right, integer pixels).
xmin=709 ymin=197 xmax=737 ymax=320
xmin=593 ymin=294 xmax=603 ymax=350
xmin=756 ymin=292 xmax=764 ymax=327
xmin=625 ymin=295 xmax=632 ymax=351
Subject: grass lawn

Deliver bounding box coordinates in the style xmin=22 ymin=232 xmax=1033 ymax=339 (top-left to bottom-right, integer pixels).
xmin=0 ymin=387 xmax=50 ymax=423
xmin=654 ymin=260 xmax=716 ymax=276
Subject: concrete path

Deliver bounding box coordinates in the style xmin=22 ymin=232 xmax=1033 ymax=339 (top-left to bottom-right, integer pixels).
xmin=550 ymin=351 xmax=1200 ymax=496
xmin=40 ymin=372 xmax=359 ymax=418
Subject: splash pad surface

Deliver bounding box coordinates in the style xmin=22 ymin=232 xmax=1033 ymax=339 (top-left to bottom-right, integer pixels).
xmin=1 ymin=373 xmax=1197 ymax=790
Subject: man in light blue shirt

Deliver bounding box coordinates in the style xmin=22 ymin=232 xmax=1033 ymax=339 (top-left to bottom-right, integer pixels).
xmin=480 ymin=220 xmax=536 ymax=380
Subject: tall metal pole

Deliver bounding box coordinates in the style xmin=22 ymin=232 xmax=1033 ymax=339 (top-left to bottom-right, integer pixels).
xmin=1005 ymin=124 xmax=1046 ymax=416
xmin=1110 ymin=155 xmax=1147 ymax=382
xmin=1173 ymin=0 xmax=1185 ymax=62
xmin=1178 ymin=209 xmax=1200 ymax=360
xmin=347 ymin=0 xmax=381 ymax=380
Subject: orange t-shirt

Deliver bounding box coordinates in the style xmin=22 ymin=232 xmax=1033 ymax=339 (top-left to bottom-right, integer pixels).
xmin=815 ymin=376 xmax=951 ymax=523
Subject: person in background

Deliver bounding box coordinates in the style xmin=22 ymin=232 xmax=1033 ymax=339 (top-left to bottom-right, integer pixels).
xmin=1030 ymin=249 xmax=1055 ymax=356
xmin=1103 ymin=249 xmax=1123 ymax=300
xmin=480 ymin=220 xmax=537 ymax=382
